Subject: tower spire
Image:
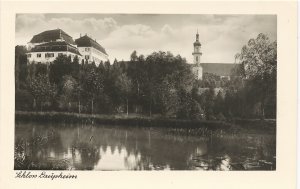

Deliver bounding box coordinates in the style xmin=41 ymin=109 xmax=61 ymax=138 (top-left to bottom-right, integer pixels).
xmin=196 ymin=29 xmax=199 ymax=41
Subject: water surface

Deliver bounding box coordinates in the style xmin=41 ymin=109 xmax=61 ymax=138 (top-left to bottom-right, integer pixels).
xmin=14 ymin=122 xmax=276 ymax=170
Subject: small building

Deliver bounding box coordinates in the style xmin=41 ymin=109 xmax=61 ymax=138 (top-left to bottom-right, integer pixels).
xmin=75 ymin=34 xmax=109 ymax=66
xmin=26 ymin=29 xmax=82 ymax=64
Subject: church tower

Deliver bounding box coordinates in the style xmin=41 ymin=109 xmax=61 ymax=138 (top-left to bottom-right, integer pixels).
xmin=192 ymin=30 xmax=202 ymax=65
xmin=192 ymin=30 xmax=203 ymax=80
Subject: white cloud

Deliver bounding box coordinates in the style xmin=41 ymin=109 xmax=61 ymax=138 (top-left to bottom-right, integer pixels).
xmin=15 ymin=14 xmax=118 ymax=45
xmin=161 ymin=24 xmax=175 ymax=36
xmin=16 ymin=14 xmax=46 ymax=32
xmin=15 ymin=14 xmax=276 ymax=63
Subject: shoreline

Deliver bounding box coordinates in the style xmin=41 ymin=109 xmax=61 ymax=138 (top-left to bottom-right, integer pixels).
xmin=15 ymin=111 xmax=276 ymax=132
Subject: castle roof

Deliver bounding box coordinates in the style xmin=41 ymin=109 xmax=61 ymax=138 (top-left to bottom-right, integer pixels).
xmin=75 ymin=35 xmax=108 ymax=55
xmin=29 ymin=29 xmax=76 ymax=45
xmin=29 ymin=41 xmax=81 ymax=56
xmin=190 ymin=63 xmax=241 ymax=76
xmin=200 ymin=63 xmax=241 ymax=76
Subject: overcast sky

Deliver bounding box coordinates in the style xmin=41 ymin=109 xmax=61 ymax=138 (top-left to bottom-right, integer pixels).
xmin=16 ymin=14 xmax=276 ymax=63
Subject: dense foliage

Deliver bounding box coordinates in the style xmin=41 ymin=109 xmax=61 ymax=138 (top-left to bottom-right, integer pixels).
xmin=15 ymin=33 xmax=276 ymax=120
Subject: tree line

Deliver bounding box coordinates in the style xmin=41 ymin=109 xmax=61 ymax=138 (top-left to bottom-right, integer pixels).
xmin=15 ymin=33 xmax=276 ymax=120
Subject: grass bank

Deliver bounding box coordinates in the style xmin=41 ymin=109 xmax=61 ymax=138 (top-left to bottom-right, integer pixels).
xmin=15 ymin=111 xmax=276 ymax=132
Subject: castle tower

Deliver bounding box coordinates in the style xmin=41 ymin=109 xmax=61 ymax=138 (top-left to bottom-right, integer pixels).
xmin=192 ymin=30 xmax=203 ymax=80
xmin=192 ymin=30 xmax=202 ymax=65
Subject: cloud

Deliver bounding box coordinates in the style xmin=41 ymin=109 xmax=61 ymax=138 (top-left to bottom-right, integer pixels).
xmin=15 ymin=14 xmax=118 ymax=45
xmin=161 ymin=24 xmax=175 ymax=36
xmin=15 ymin=14 xmax=276 ymax=63
xmin=16 ymin=14 xmax=46 ymax=32
xmin=49 ymin=17 xmax=118 ymax=38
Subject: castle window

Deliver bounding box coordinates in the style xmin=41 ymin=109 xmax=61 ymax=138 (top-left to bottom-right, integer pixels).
xmin=37 ymin=53 xmax=41 ymax=58
xmin=196 ymin=56 xmax=198 ymax=62
xmin=85 ymin=48 xmax=89 ymax=52
xmin=85 ymin=55 xmax=90 ymax=59
xmin=27 ymin=54 xmax=31 ymax=58
xmin=45 ymin=53 xmax=54 ymax=58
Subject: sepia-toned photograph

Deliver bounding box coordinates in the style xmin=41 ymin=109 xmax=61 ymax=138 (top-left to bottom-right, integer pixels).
xmin=14 ymin=14 xmax=277 ymax=171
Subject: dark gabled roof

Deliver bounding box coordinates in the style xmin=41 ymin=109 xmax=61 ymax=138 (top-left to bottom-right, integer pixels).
xmin=75 ymin=35 xmax=108 ymax=55
xmin=29 ymin=41 xmax=81 ymax=56
xmin=200 ymin=63 xmax=241 ymax=76
xmin=30 ymin=29 xmax=76 ymax=45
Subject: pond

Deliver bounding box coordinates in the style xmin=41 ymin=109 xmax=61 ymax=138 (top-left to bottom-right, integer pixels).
xmin=14 ymin=122 xmax=276 ymax=170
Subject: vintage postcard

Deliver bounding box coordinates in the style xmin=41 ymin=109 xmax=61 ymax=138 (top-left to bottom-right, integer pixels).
xmin=0 ymin=1 xmax=297 ymax=189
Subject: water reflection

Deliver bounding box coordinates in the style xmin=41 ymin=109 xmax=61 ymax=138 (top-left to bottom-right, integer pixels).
xmin=14 ymin=122 xmax=276 ymax=170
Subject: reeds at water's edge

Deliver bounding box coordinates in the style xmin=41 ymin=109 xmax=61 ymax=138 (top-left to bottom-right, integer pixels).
xmin=15 ymin=111 xmax=276 ymax=133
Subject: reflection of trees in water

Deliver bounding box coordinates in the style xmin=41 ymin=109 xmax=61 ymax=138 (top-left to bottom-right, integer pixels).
xmin=68 ymin=125 xmax=101 ymax=170
xmin=90 ymin=127 xmax=208 ymax=170
xmin=189 ymin=154 xmax=232 ymax=171
xmin=14 ymin=126 xmax=68 ymax=170
xmin=188 ymin=134 xmax=276 ymax=170
xmin=63 ymin=126 xmax=202 ymax=170
xmin=71 ymin=142 xmax=100 ymax=170
xmin=15 ymin=123 xmax=276 ymax=170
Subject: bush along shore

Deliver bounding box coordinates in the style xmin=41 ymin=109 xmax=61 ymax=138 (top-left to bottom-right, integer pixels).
xmin=15 ymin=111 xmax=276 ymax=133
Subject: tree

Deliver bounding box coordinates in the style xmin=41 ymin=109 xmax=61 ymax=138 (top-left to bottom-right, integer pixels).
xmin=115 ymin=73 xmax=132 ymax=116
xmin=236 ymin=33 xmax=277 ymax=119
xmin=81 ymin=64 xmax=104 ymax=114
xmin=71 ymin=55 xmax=80 ymax=80
xmin=190 ymin=99 xmax=205 ymax=120
xmin=15 ymin=46 xmax=28 ymax=90
xmin=201 ymin=73 xmax=219 ymax=88
xmin=28 ymin=74 xmax=57 ymax=111
xmin=142 ymin=51 xmax=195 ymax=116
xmin=36 ymin=63 xmax=48 ymax=76
xmin=49 ymin=55 xmax=73 ymax=85
xmin=130 ymin=50 xmax=138 ymax=61
xmin=200 ymin=87 xmax=215 ymax=120
xmin=214 ymin=90 xmax=225 ymax=115
xmin=159 ymin=76 xmax=179 ymax=117
xmin=127 ymin=53 xmax=147 ymax=113
xmin=73 ymin=81 xmax=83 ymax=114
xmin=113 ymin=58 xmax=118 ymax=65
xmin=60 ymin=75 xmax=77 ymax=111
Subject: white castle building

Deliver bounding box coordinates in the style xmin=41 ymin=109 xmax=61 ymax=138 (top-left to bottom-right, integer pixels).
xmin=26 ymin=29 xmax=108 ymax=65
xmin=75 ymin=34 xmax=108 ymax=65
